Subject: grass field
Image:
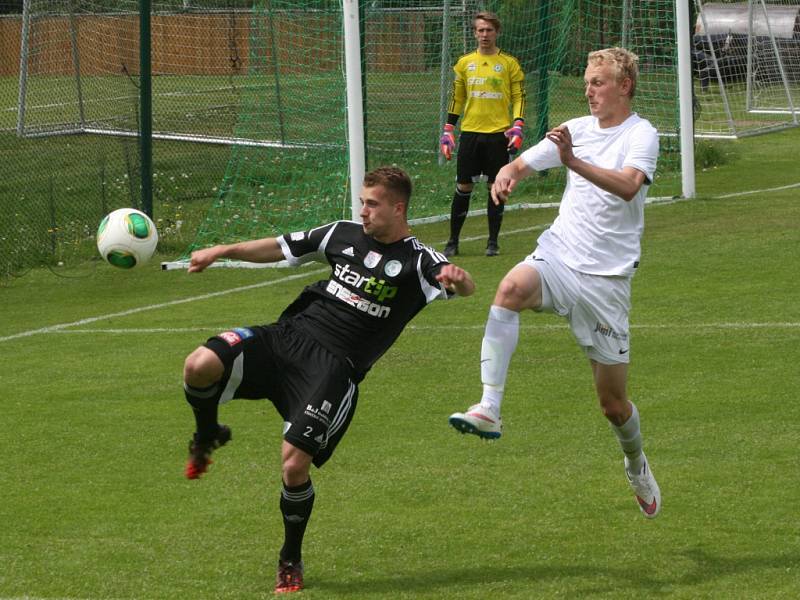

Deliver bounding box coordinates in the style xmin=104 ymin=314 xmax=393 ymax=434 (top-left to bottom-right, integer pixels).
xmin=2 ymin=126 xmax=799 ymax=599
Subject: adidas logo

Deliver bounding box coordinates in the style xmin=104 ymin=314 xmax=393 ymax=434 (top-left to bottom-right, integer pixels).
xmin=342 ymin=246 xmax=355 ymax=257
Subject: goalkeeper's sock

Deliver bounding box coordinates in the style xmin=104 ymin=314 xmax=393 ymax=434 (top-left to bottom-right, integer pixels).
xmin=487 ymin=192 xmax=505 ymax=244
xmin=480 ymin=305 xmax=520 ymax=414
xmin=449 ymin=188 xmax=471 ymax=242
xmin=279 ymin=479 xmax=315 ymax=563
xmin=184 ymin=382 xmax=221 ymax=441
xmin=611 ymin=401 xmax=645 ymax=474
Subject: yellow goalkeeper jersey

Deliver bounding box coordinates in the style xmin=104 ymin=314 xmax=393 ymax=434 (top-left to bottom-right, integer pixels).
xmin=448 ymin=50 xmax=525 ymax=134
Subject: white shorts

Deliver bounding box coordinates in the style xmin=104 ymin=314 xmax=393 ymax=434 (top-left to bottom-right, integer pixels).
xmin=522 ymin=248 xmax=632 ymax=364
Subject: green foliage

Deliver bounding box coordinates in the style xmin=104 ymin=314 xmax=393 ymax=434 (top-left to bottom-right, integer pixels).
xmin=694 ymin=138 xmax=737 ymax=170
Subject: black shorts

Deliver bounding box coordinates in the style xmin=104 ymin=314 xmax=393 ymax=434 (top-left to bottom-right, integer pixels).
xmin=204 ymin=321 xmax=359 ymax=468
xmin=456 ymin=131 xmax=510 ymax=184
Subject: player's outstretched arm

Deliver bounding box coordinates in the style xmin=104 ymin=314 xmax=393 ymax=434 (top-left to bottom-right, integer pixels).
xmin=491 ymin=157 xmax=534 ymax=205
xmin=188 ymin=238 xmax=284 ymax=273
xmin=546 ymin=125 xmax=647 ymax=201
xmin=435 ymin=263 xmax=475 ymax=297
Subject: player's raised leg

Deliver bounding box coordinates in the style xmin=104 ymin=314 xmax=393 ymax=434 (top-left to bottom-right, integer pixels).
xmin=593 ymin=361 xmax=660 ymax=518
xmin=183 ymin=346 xmax=231 ymax=479
xmin=449 ymin=264 xmax=542 ymax=439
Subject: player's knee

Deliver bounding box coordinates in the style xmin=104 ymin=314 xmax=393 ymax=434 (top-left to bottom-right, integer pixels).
xmin=456 ymin=182 xmax=473 ymax=194
xmin=282 ymin=453 xmax=312 ymax=487
xmin=599 ymin=395 xmax=629 ymax=426
xmin=183 ymin=347 xmax=224 ymax=388
xmin=494 ymin=276 xmax=532 ymax=311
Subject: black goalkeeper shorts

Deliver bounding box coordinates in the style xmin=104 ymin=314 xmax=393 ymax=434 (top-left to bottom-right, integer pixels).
xmin=456 ymin=131 xmax=510 ymax=184
xmin=204 ymin=320 xmax=358 ymax=468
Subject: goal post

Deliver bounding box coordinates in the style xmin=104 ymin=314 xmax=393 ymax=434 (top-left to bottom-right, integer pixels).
xmin=678 ymin=0 xmax=697 ymax=199
xmin=343 ymin=0 xmax=366 ymax=224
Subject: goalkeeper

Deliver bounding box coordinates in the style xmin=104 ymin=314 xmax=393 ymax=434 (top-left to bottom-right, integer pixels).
xmin=440 ymin=10 xmax=525 ymax=257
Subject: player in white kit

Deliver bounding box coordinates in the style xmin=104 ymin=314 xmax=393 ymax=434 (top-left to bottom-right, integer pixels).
xmin=449 ymin=47 xmax=662 ymax=519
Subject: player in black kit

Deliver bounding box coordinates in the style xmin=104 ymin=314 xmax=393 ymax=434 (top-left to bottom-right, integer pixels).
xmin=181 ymin=166 xmax=475 ymax=593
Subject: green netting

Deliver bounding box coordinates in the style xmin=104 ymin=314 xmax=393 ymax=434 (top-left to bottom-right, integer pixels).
xmin=1 ymin=0 xmax=690 ymax=275
xmin=369 ymin=0 xmax=683 ymax=206
xmin=182 ymin=1 xmax=351 ymax=257
xmin=182 ymin=0 xmax=684 ymax=261
xmin=1 ymin=1 xmax=140 ymax=276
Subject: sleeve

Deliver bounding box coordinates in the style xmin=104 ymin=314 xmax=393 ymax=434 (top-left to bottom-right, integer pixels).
xmin=277 ymin=221 xmax=338 ymax=266
xmin=448 ymin=60 xmax=467 ymax=117
xmin=416 ymin=246 xmax=452 ymax=304
xmin=519 ymin=135 xmax=562 ymax=172
xmin=510 ymin=59 xmax=526 ymax=121
xmin=520 ymin=116 xmax=585 ymax=172
xmin=624 ymin=122 xmax=659 ymax=185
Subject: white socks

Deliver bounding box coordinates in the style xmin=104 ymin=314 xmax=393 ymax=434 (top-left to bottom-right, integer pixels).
xmin=612 ymin=401 xmax=645 ymax=474
xmin=479 ymin=305 xmax=520 ymax=415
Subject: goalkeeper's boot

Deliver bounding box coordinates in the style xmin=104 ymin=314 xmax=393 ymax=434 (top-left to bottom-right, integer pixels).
xmin=443 ymin=239 xmax=459 ymax=258
xmin=275 ymin=559 xmax=304 ymax=594
xmin=486 ymin=240 xmax=500 ymax=257
xmin=448 ymin=404 xmax=502 ymax=440
xmin=185 ymin=424 xmax=232 ymax=480
xmin=625 ymin=453 xmax=661 ymax=519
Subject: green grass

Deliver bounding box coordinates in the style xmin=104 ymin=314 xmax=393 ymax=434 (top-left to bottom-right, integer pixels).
xmin=2 ymin=127 xmax=799 ymax=598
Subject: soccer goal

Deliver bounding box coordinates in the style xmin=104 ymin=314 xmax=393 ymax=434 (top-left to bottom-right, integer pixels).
xmin=16 ymin=0 xmax=321 ymax=146
xmin=5 ymin=0 xmax=734 ymax=273
xmin=692 ymin=0 xmax=799 ymax=137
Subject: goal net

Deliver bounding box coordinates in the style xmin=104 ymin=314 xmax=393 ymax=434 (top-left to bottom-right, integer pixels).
xmin=693 ymin=0 xmax=799 ymax=137
xmin=174 ymin=0 xmax=686 ymax=264
xmin=6 ymin=0 xmax=690 ymax=273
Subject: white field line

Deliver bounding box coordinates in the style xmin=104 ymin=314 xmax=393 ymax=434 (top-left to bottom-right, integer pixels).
xmin=712 ymin=181 xmax=800 ymax=198
xmin=2 ymin=182 xmax=798 ymax=345
xmin=0 ymin=268 xmax=326 ymax=344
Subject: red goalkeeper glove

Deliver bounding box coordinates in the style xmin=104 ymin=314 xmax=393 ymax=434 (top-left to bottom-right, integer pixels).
xmin=504 ymin=119 xmax=524 ymax=155
xmin=440 ymin=124 xmax=456 ymax=161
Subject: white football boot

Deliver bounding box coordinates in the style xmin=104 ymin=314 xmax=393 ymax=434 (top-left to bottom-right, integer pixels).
xmin=448 ymin=404 xmax=502 ymax=440
xmin=625 ymin=452 xmax=661 ymax=519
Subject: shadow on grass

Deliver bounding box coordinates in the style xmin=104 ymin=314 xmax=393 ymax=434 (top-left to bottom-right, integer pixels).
xmin=315 ymin=549 xmax=799 ymax=596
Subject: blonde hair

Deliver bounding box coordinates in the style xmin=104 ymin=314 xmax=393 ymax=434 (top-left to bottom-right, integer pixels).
xmin=587 ymin=47 xmax=639 ymax=98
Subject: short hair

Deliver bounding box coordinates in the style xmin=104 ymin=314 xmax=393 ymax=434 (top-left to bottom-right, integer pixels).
xmin=363 ymin=166 xmax=412 ymax=206
xmin=474 ymin=11 xmax=501 ymax=32
xmin=587 ymin=47 xmax=639 ymax=98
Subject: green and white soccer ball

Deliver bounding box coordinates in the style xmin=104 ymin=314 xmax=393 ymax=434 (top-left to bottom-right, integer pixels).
xmin=96 ymin=208 xmax=158 ymax=269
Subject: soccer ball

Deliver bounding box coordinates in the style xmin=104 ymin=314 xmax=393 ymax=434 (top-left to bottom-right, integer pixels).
xmin=96 ymin=208 xmax=158 ymax=269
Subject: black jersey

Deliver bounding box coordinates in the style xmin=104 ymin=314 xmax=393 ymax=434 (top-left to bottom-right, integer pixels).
xmin=276 ymin=220 xmax=451 ymax=380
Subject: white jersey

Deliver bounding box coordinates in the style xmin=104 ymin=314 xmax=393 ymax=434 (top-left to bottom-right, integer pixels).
xmin=520 ymin=113 xmax=658 ymax=276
